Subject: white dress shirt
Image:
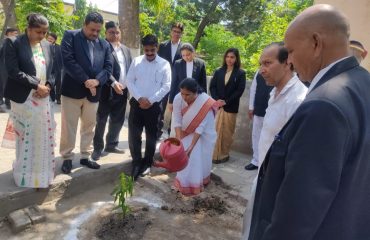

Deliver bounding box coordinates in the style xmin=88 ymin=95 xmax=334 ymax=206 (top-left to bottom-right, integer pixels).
xmin=307 ymin=56 xmax=350 ymax=94
xmin=186 ymin=61 xmax=194 ymax=78
xmin=126 ymin=55 xmax=171 ymax=104
xmin=171 ymin=41 xmax=180 ymax=62
xmin=258 ymin=75 xmax=308 ymax=166
xmin=249 ymin=71 xmax=258 ymax=110
xmin=111 ymin=44 xmax=127 ymax=89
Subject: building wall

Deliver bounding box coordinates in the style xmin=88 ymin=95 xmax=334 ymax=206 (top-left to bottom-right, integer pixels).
xmin=314 ymin=0 xmax=370 ymax=71
xmin=63 ymin=3 xmax=118 ymax=23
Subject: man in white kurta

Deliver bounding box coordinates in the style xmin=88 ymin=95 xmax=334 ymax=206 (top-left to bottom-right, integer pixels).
xmin=242 ymin=42 xmax=307 ymax=239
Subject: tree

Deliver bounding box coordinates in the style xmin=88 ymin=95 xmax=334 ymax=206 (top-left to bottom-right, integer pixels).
xmin=119 ymin=0 xmax=140 ymax=55
xmin=243 ymin=0 xmax=314 ymax=78
xmin=72 ymin=0 xmax=99 ymax=29
xmin=0 ymin=0 xmax=16 ymax=39
xmin=118 ymin=0 xmax=167 ymax=55
xmin=15 ymin=0 xmax=72 ymax=38
xmin=174 ymin=0 xmax=269 ymax=49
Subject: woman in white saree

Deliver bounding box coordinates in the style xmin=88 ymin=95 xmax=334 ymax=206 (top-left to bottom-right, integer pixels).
xmin=171 ymin=78 xmax=218 ymax=195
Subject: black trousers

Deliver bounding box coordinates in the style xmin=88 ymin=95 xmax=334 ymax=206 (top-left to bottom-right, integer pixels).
xmin=93 ymin=90 xmax=128 ymax=151
xmin=50 ymin=71 xmax=62 ymax=102
xmin=157 ymin=93 xmax=169 ymax=138
xmin=128 ymin=98 xmax=161 ymax=168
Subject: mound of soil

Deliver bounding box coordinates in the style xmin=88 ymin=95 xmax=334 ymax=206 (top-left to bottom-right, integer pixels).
xmin=80 ymin=172 xmax=246 ymax=240
xmin=193 ymin=195 xmax=228 ymax=215
xmin=96 ymin=211 xmax=151 ymax=240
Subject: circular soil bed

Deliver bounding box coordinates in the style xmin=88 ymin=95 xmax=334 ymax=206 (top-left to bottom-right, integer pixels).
xmin=78 ymin=172 xmax=245 ymax=240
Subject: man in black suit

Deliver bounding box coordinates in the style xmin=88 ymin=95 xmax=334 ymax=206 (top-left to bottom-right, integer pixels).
xmin=59 ymin=12 xmax=113 ymax=174
xmin=46 ymin=32 xmax=63 ymax=104
xmin=0 ymin=27 xmax=18 ymax=111
xmin=157 ymin=22 xmax=184 ymax=139
xmin=246 ymin=4 xmax=370 ymax=240
xmin=91 ymin=21 xmax=132 ymax=160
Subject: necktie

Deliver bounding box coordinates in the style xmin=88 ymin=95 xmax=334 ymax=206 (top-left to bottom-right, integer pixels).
xmin=88 ymin=40 xmax=94 ymax=66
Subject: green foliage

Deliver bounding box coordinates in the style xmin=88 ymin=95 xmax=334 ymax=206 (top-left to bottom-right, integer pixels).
xmin=198 ymin=24 xmax=248 ymax=74
xmin=243 ymin=0 xmax=314 ymax=79
xmin=72 ymin=0 xmax=98 ymax=29
xmin=112 ymin=173 xmax=134 ymax=216
xmin=140 ymin=0 xmax=175 ymax=40
xmin=15 ymin=0 xmax=72 ymax=38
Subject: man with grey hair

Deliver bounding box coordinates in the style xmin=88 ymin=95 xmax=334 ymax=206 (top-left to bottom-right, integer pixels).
xmin=247 ymin=4 xmax=370 ymax=240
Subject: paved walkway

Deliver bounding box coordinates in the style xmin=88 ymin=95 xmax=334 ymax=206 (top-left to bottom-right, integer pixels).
xmin=0 ymin=103 xmax=257 ymax=218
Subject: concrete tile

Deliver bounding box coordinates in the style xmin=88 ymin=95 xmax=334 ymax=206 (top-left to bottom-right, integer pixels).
xmin=24 ymin=205 xmax=46 ymax=225
xmin=7 ymin=209 xmax=31 ymax=233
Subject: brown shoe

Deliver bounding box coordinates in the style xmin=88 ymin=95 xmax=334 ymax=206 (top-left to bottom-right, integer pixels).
xmin=212 ymin=156 xmax=229 ymax=164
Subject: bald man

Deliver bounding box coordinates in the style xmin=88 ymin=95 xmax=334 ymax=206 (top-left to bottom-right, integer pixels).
xmin=246 ymin=4 xmax=370 ymax=240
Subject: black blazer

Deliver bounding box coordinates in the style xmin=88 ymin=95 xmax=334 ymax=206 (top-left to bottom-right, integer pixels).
xmin=209 ymin=67 xmax=246 ymax=113
xmin=61 ymin=29 xmax=113 ymax=102
xmin=100 ymin=42 xmax=132 ymax=102
xmin=249 ymin=57 xmax=370 ymax=240
xmin=158 ymin=40 xmax=182 ymax=66
xmin=169 ymin=58 xmax=207 ymax=103
xmin=4 ymin=34 xmax=55 ymax=103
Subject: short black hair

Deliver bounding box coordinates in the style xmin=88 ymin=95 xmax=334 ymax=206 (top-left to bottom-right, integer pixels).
xmin=84 ymin=12 xmax=104 ymax=25
xmin=141 ymin=34 xmax=158 ymax=47
xmin=265 ymin=41 xmax=293 ymax=70
xmin=179 ymin=78 xmax=202 ymax=94
xmin=26 ymin=13 xmax=48 ymax=29
xmin=180 ymin=43 xmax=195 ymax=53
xmin=171 ymin=22 xmax=184 ymax=32
xmin=222 ymin=48 xmax=241 ymax=69
xmin=105 ymin=21 xmax=119 ymax=30
xmin=5 ymin=28 xmax=18 ymax=35
xmin=48 ymin=32 xmax=57 ymax=41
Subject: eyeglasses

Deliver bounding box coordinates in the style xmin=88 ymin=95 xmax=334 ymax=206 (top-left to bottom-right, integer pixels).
xmin=172 ymin=29 xmax=182 ymax=34
xmin=107 ymin=31 xmax=120 ymax=35
xmin=144 ymin=48 xmax=156 ymax=53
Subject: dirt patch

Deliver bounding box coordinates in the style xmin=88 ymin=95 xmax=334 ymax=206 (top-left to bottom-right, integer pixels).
xmin=79 ymin=171 xmax=246 ymax=240
xmin=96 ymin=211 xmax=151 ymax=240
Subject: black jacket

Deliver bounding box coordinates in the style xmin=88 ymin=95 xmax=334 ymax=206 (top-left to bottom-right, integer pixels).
xmin=209 ymin=67 xmax=246 ymax=113
xmin=169 ymin=57 xmax=207 ymax=103
xmin=249 ymin=57 xmax=370 ymax=240
xmin=60 ymin=29 xmax=113 ymax=102
xmin=4 ymin=34 xmax=55 ymax=103
xmin=157 ymin=40 xmax=182 ymax=66
xmin=100 ymin=42 xmax=132 ymax=102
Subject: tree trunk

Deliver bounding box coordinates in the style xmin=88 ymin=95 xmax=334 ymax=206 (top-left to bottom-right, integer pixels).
xmin=192 ymin=0 xmax=221 ymax=50
xmin=0 ymin=0 xmax=17 ymax=40
xmin=119 ymin=0 xmax=140 ymax=57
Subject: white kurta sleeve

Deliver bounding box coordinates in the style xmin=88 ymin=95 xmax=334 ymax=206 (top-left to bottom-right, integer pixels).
xmin=249 ymin=71 xmax=258 ymax=110
xmin=171 ymin=93 xmax=183 ymax=129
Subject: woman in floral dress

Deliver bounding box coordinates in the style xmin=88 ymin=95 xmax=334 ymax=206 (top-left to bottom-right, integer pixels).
xmin=4 ymin=13 xmax=56 ymax=188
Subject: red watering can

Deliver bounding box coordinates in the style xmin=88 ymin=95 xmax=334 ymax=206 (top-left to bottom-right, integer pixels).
xmin=153 ymin=138 xmax=189 ymax=172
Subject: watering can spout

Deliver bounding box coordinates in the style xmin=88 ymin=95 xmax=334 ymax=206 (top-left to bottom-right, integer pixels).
xmin=153 ymin=160 xmax=168 ymax=168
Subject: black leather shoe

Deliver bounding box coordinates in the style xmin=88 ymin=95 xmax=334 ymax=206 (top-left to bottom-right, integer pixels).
xmin=61 ymin=160 xmax=72 ymax=174
xmin=80 ymin=158 xmax=100 ymax=169
xmin=91 ymin=150 xmax=103 ymax=160
xmin=56 ymin=100 xmax=61 ymax=105
xmin=245 ymin=163 xmax=258 ymax=171
xmin=104 ymin=146 xmax=125 ymax=154
xmin=131 ymin=165 xmax=141 ymax=181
